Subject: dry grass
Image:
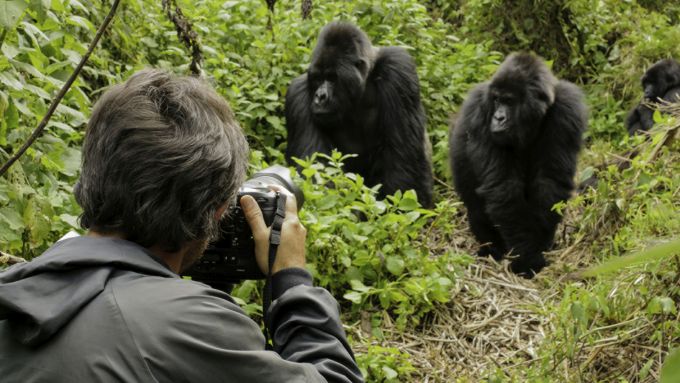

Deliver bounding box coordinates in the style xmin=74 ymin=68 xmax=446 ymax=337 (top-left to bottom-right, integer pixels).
xmin=349 ymin=252 xmax=550 ymax=381
xmin=352 ymin=240 xmax=678 ymax=382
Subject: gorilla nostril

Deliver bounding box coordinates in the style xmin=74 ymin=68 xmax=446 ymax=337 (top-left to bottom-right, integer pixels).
xmin=314 ymin=92 xmax=328 ymax=105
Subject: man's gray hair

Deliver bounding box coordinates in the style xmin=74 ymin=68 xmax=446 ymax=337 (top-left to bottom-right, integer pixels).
xmin=75 ymin=69 xmax=249 ymax=251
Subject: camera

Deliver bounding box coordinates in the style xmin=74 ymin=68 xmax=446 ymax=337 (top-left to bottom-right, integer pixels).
xmin=183 ymin=165 xmax=304 ymax=287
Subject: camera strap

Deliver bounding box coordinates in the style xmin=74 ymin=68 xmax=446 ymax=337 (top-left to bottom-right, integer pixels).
xmin=263 ymin=191 xmax=286 ymax=347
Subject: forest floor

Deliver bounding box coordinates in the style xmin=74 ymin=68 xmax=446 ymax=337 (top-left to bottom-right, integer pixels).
xmin=354 ymin=228 xmax=677 ymax=382
xmin=350 ymin=114 xmax=680 ymax=382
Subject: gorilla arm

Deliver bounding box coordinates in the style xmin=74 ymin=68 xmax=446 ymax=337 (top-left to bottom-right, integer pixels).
xmin=527 ymin=81 xmax=586 ymax=250
xmin=663 ymin=85 xmax=680 ymax=102
xmin=625 ymin=104 xmax=646 ymax=135
xmin=284 ymin=74 xmax=332 ymax=164
xmin=625 ymin=85 xmax=679 ymax=135
xmin=370 ymin=47 xmax=434 ymax=208
xmin=451 ymin=84 xmax=508 ymax=258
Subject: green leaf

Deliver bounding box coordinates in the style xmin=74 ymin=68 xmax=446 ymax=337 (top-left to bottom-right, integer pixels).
xmin=639 ymin=358 xmax=654 ymax=380
xmin=647 ymin=297 xmax=676 ymax=315
xmin=58 ymin=214 xmax=79 ymax=229
xmin=570 ymin=301 xmax=586 ymax=327
xmin=59 ymin=147 xmax=81 ymax=177
xmin=28 ymin=0 xmax=49 ymax=22
xmin=398 ymin=192 xmax=419 ymax=211
xmin=582 ymin=239 xmax=680 ymax=277
xmin=1 ymin=98 xmax=19 ymax=145
xmin=1 ymin=43 xmax=20 ymax=60
xmin=385 ymin=256 xmax=405 ymax=276
xmin=661 ymin=348 xmax=680 ymax=383
xmin=140 ymin=37 xmax=159 ymax=48
xmin=67 ymin=15 xmax=95 ymax=32
xmin=349 ymin=279 xmax=370 ymax=292
xmin=0 ymin=207 xmax=24 ymax=230
xmin=0 ymin=72 xmax=24 ymax=91
xmin=343 ymin=291 xmax=363 ymax=304
xmin=0 ymin=0 xmax=28 ymax=29
xmin=50 ymin=0 xmax=64 ymax=12
xmin=381 ymin=366 xmax=398 ymax=380
xmin=579 ymin=166 xmax=594 ymax=183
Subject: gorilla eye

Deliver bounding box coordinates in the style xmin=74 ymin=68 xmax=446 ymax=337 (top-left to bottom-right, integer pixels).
xmin=308 ymin=70 xmax=321 ymax=80
xmin=495 ymin=96 xmax=513 ymax=105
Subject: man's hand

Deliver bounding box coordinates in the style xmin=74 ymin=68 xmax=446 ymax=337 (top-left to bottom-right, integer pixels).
xmin=240 ymin=187 xmax=307 ymax=275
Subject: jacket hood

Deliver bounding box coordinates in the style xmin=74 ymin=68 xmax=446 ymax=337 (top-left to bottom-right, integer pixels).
xmin=0 ymin=236 xmax=177 ymax=346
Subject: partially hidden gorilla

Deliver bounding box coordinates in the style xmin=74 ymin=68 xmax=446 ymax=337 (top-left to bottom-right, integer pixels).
xmin=285 ymin=22 xmax=433 ymax=208
xmin=449 ymin=53 xmax=587 ymax=277
xmin=626 ymin=59 xmax=680 ymax=135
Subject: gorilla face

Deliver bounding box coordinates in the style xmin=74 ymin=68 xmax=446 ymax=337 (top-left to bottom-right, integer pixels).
xmin=488 ymin=58 xmax=555 ymax=148
xmin=306 ymin=23 xmax=373 ymax=125
xmin=641 ymin=59 xmax=680 ymax=100
xmin=307 ymin=48 xmax=368 ymax=123
xmin=488 ymin=88 xmax=517 ymax=139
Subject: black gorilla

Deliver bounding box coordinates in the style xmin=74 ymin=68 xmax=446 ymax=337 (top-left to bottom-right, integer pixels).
xmin=449 ymin=53 xmax=587 ymax=276
xmin=626 ymin=59 xmax=680 ymax=135
xmin=285 ymin=22 xmax=433 ymax=208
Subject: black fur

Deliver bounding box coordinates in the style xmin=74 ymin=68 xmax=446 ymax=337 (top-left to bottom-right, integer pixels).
xmin=626 ymin=59 xmax=680 ymax=135
xmin=285 ymin=22 xmax=433 ymax=208
xmin=449 ymin=53 xmax=586 ymax=277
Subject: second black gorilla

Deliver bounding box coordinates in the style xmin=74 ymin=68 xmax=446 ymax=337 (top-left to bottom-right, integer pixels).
xmin=625 ymin=58 xmax=680 ymax=135
xmin=450 ymin=53 xmax=587 ymax=276
xmin=285 ymin=22 xmax=433 ymax=207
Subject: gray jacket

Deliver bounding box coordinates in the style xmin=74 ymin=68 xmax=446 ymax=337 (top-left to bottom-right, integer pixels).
xmin=0 ymin=236 xmax=363 ymax=382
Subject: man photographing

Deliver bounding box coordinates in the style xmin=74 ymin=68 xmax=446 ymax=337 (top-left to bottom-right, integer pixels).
xmin=0 ymin=69 xmax=363 ymax=382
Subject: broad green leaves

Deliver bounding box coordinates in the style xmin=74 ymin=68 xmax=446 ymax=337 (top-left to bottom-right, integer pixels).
xmin=289 ymin=152 xmax=462 ymax=330
xmin=0 ymin=0 xmax=28 ymax=29
xmin=0 ymin=0 xmax=125 ymax=256
xmin=661 ymin=348 xmax=680 ymax=383
xmin=583 ymin=238 xmax=680 ymax=277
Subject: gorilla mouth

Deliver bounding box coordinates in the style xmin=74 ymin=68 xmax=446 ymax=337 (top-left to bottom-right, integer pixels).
xmin=490 ymin=121 xmax=509 ymax=134
xmin=491 ymin=124 xmax=509 ymax=134
xmin=312 ymin=109 xmax=338 ymax=120
xmin=311 ymin=110 xmax=338 ymax=125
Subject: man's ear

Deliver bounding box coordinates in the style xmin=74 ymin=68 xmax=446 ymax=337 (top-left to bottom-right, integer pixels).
xmin=214 ymin=202 xmax=230 ymax=220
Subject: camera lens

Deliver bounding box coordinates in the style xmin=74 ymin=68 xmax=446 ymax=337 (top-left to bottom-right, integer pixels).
xmin=243 ymin=165 xmax=304 ymax=208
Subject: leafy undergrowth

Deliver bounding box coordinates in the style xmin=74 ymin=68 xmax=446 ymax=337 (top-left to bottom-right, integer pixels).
xmin=1 ymin=0 xmax=680 ymax=382
xmin=241 ymin=117 xmax=680 ymax=382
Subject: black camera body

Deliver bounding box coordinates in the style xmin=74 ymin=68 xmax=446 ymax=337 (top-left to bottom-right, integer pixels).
xmin=184 ymin=165 xmax=303 ymax=286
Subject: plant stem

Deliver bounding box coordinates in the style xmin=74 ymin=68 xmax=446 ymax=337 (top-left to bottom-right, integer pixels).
xmin=0 ymin=29 xmax=7 ymax=51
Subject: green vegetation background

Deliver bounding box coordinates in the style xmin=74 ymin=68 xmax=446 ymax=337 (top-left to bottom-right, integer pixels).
xmin=0 ymin=0 xmax=678 ymax=381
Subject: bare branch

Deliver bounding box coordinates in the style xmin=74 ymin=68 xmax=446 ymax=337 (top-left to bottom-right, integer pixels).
xmin=162 ymin=0 xmax=203 ymax=76
xmin=0 ymin=0 xmax=122 ymax=177
xmin=302 ymin=0 xmax=312 ymax=20
xmin=0 ymin=251 xmax=26 ymax=265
